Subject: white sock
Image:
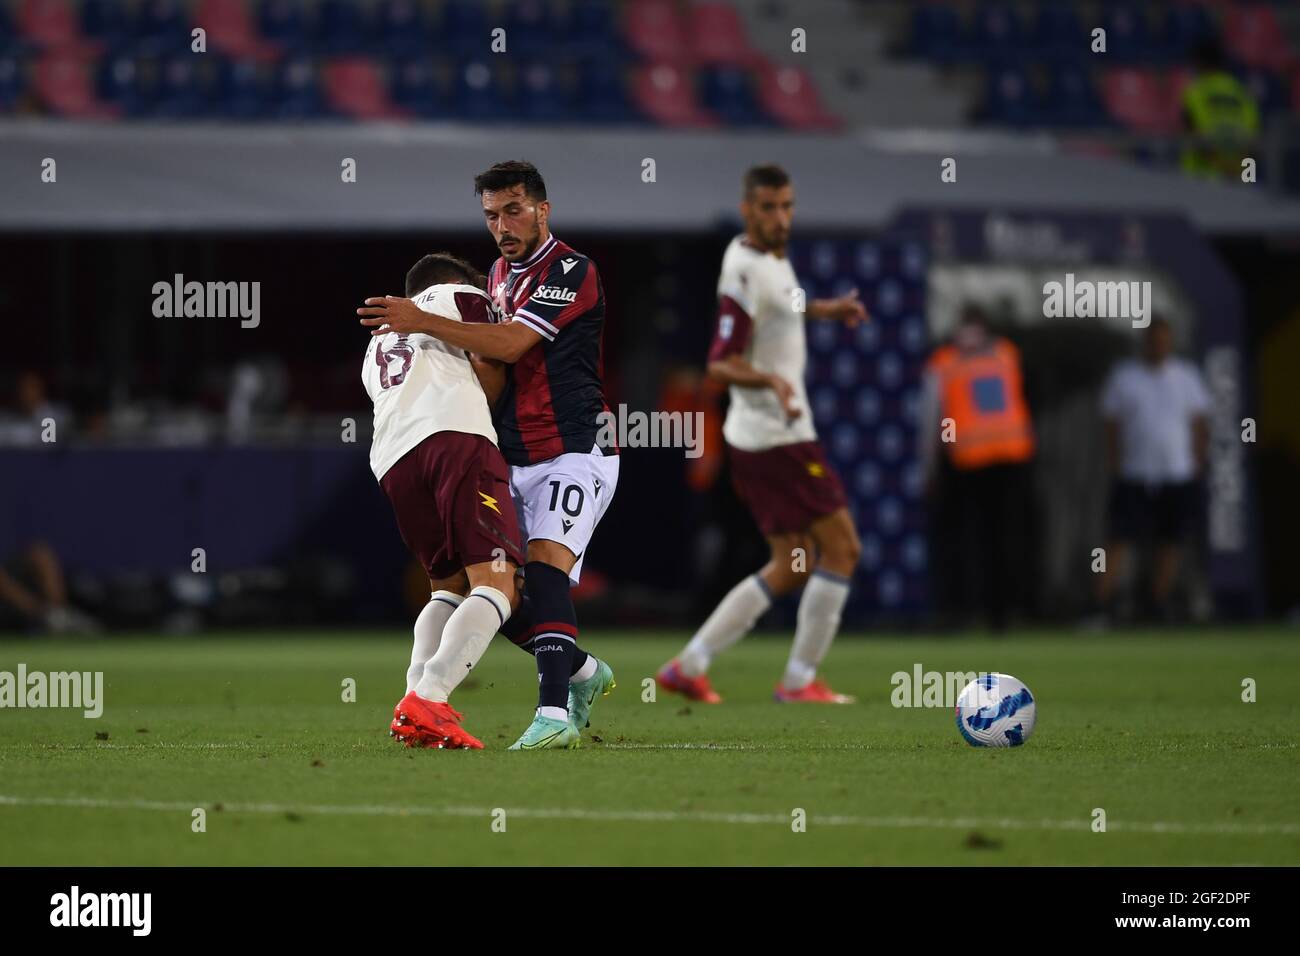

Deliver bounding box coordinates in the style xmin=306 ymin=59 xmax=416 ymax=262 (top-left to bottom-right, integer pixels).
xmin=416 ymin=586 xmax=510 ymax=702
xmin=783 ymin=570 xmax=850 ymax=691
xmin=538 ymin=705 xmax=568 ymax=721
xmin=679 ymin=575 xmax=772 ymax=677
xmin=570 ymin=654 xmax=598 ymax=683
xmin=406 ymin=591 xmax=462 ymax=692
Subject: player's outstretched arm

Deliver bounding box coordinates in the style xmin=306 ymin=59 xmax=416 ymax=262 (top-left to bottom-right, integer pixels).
xmin=357 ymin=296 xmax=541 ymax=363
xmin=806 ymin=287 xmax=868 ymax=326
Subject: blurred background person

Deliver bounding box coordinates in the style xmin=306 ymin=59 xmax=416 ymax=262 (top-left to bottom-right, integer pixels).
xmin=1180 ymin=39 xmax=1259 ymax=180
xmin=0 ymin=540 xmax=100 ymax=636
xmin=1095 ymin=317 xmax=1211 ymax=624
xmin=921 ymin=306 xmax=1036 ymax=631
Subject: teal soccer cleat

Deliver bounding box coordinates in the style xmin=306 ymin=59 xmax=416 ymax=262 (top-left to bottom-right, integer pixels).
xmin=507 ymin=714 xmax=581 ymax=750
xmin=568 ymin=658 xmax=616 ymax=730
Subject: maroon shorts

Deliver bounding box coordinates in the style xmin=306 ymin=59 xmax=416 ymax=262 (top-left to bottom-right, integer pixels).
xmin=728 ymin=440 xmax=848 ymax=536
xmin=380 ymin=431 xmax=524 ymax=581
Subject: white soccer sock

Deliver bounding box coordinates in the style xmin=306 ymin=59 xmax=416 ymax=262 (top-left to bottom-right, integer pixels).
xmin=783 ymin=570 xmax=851 ymax=691
xmin=416 ymin=586 xmax=510 ymax=703
xmin=679 ymin=575 xmax=772 ymax=677
xmin=570 ymin=654 xmax=598 ymax=683
xmin=406 ymin=591 xmax=462 ymax=692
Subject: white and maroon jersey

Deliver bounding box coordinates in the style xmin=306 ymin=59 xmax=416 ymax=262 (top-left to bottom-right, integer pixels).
xmin=362 ymin=282 xmax=496 ymax=481
xmin=485 ymin=234 xmax=614 ymax=467
xmin=707 ymin=234 xmax=816 ymax=452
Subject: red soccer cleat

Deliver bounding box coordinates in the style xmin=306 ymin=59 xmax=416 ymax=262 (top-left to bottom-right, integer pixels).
xmin=389 ymin=691 xmax=484 ymax=749
xmin=773 ymin=678 xmax=856 ymax=704
xmin=656 ymin=659 xmax=723 ymax=704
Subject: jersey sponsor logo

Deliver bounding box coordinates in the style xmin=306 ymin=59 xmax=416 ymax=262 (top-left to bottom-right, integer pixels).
xmin=560 ymin=257 xmax=579 ymax=275
xmin=531 ymin=284 xmax=578 ymax=304
xmin=718 ymin=314 xmax=734 ymax=340
xmin=478 ymin=491 xmax=502 ymax=514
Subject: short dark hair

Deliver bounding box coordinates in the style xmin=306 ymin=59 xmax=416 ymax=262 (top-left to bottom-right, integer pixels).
xmin=473 ymin=160 xmax=547 ymax=202
xmin=405 ymin=252 xmax=485 ymax=296
xmin=743 ymin=163 xmax=791 ymax=197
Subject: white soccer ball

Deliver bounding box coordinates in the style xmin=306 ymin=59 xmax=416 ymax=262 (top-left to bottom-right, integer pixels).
xmin=954 ymin=673 xmax=1036 ymax=748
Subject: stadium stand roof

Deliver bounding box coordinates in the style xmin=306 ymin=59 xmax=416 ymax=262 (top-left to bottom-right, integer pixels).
xmin=2 ymin=120 xmax=1297 ymax=234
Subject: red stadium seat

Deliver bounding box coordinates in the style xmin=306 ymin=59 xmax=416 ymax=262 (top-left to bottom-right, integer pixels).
xmin=194 ymin=0 xmax=278 ymax=61
xmin=18 ymin=0 xmax=85 ymax=50
xmin=625 ymin=0 xmax=692 ymax=63
xmin=34 ymin=52 xmax=116 ymax=118
xmin=631 ymin=62 xmax=717 ymax=127
xmin=323 ymin=57 xmax=406 ymax=120
xmin=1101 ymin=68 xmax=1180 ymax=134
xmin=756 ymin=61 xmax=840 ymax=130
xmin=1223 ymin=4 xmax=1294 ymax=73
xmin=687 ymin=2 xmax=758 ymax=67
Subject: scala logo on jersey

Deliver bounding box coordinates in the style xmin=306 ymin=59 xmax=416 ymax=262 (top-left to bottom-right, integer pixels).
xmin=531 ymin=284 xmax=578 ymax=304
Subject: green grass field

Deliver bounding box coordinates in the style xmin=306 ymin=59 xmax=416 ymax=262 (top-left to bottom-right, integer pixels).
xmin=1 ymin=629 xmax=1297 ymax=866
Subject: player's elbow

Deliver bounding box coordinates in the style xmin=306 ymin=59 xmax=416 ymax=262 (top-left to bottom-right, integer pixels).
xmin=706 ymin=360 xmax=730 ymax=384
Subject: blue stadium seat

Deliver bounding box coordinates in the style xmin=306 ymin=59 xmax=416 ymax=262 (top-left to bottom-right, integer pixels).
xmin=575 ymin=56 xmax=636 ymax=122
xmin=215 ymin=58 xmax=265 ymax=119
xmin=983 ymin=62 xmax=1035 ymax=127
xmin=566 ymin=0 xmax=621 ymax=58
xmin=315 ymin=0 xmax=366 ymax=55
xmin=1030 ymin=4 xmax=1085 ymax=59
xmin=910 ymin=2 xmax=965 ymax=65
xmin=1042 ymin=62 xmax=1106 ymax=128
xmin=0 ymin=52 xmax=24 ymax=111
xmin=260 ymin=0 xmax=309 ymax=53
xmin=374 ymin=0 xmax=430 ymax=58
xmin=503 ymin=0 xmax=557 ymax=60
xmin=81 ymin=0 xmax=129 ymax=50
xmin=1103 ymin=3 xmax=1152 ymax=64
xmin=452 ymin=58 xmax=511 ymax=121
xmin=971 ymin=2 xmax=1023 ymax=62
xmin=1161 ymin=2 xmax=1216 ymax=61
xmin=390 ymin=57 xmax=446 ymax=118
xmin=97 ymin=51 xmax=148 ymax=117
xmin=134 ymin=0 xmax=191 ymax=57
xmin=699 ymin=66 xmax=767 ymax=126
xmin=440 ymin=0 xmax=488 ymax=52
xmin=1239 ymin=65 xmax=1289 ymax=117
xmin=272 ymin=55 xmax=328 ymax=118
xmin=151 ymin=55 xmax=206 ymax=118
xmin=517 ymin=60 xmax=571 ymax=122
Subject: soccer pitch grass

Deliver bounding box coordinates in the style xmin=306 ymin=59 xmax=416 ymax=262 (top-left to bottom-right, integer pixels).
xmin=1 ymin=630 xmax=1297 ymax=866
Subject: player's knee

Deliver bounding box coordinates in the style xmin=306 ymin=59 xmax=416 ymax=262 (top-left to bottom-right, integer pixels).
xmin=818 ymin=528 xmax=861 ymax=575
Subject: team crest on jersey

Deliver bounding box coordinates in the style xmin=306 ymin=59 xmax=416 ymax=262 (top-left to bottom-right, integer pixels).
xmin=531 ymin=284 xmax=578 ymax=304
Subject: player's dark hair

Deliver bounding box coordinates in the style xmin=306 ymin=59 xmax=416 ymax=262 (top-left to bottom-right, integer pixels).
xmin=474 ymin=160 xmax=548 ymax=202
xmin=404 ymin=252 xmax=486 ymax=296
xmin=743 ymin=163 xmax=791 ymax=197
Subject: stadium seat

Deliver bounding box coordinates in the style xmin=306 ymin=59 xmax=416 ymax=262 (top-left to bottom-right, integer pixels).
xmin=631 ymin=61 xmax=716 ymax=127
xmin=688 ymin=2 xmax=758 ymax=68
xmin=0 ymin=52 xmax=26 ymax=111
xmin=1101 ymin=68 xmax=1180 ymax=133
xmin=625 ymin=0 xmax=691 ymax=63
xmin=374 ymin=0 xmax=430 ymax=58
xmin=983 ymin=61 xmax=1036 ymax=127
xmin=503 ymin=0 xmax=557 ymax=60
xmin=909 ymin=1 xmax=965 ymax=65
xmin=1238 ymin=65 xmax=1288 ymax=117
xmin=1223 ymin=4 xmax=1295 ymax=73
xmin=755 ymin=61 xmax=840 ymax=131
xmin=151 ymin=54 xmax=207 ymax=118
xmin=1029 ymin=4 xmax=1086 ymax=60
xmin=1042 ymin=62 xmax=1106 ymax=128
xmin=1160 ymin=2 xmax=1216 ymax=61
xmin=323 ymin=57 xmax=404 ymax=119
xmin=970 ymin=2 xmax=1023 ymax=62
xmin=1102 ymin=2 xmax=1153 ymax=64
xmin=452 ymin=58 xmax=512 ymax=122
xmin=517 ymin=60 xmax=572 ymax=122
xmin=259 ymin=0 xmax=309 ymax=54
xmin=439 ymin=0 xmax=488 ymax=53
xmin=699 ymin=65 xmax=766 ymax=126
xmin=194 ymin=0 xmax=276 ymax=61
xmin=35 ymin=50 xmax=116 ymax=117
xmin=17 ymin=0 xmax=83 ymax=50
xmin=80 ymin=0 xmax=129 ymax=51
xmin=214 ymin=56 xmax=265 ymax=119
xmin=272 ymin=54 xmax=327 ymax=118
xmin=97 ymin=49 xmax=148 ymax=116
xmin=567 ymin=0 xmax=621 ymax=58
xmin=574 ymin=56 xmax=637 ymax=123
xmin=315 ymin=0 xmax=366 ymax=56
xmin=389 ymin=56 xmax=446 ymax=118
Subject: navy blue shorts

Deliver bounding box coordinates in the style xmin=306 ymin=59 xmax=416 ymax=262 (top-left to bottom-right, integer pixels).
xmin=1109 ymin=480 xmax=1200 ymax=544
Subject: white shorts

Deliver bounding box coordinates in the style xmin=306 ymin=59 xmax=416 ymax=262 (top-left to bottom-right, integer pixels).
xmin=508 ymin=446 xmax=620 ymax=585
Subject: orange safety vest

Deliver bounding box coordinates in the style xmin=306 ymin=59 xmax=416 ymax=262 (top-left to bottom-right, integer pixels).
xmin=926 ymin=339 xmax=1035 ymax=470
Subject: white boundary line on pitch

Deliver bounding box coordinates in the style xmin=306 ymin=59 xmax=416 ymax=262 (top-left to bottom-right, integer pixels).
xmin=1 ymin=794 xmax=1297 ymax=836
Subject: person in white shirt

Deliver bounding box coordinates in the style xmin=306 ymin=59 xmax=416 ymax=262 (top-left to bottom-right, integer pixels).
xmin=656 ymin=164 xmax=869 ymax=704
xmin=1097 ymin=316 xmax=1211 ymax=620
